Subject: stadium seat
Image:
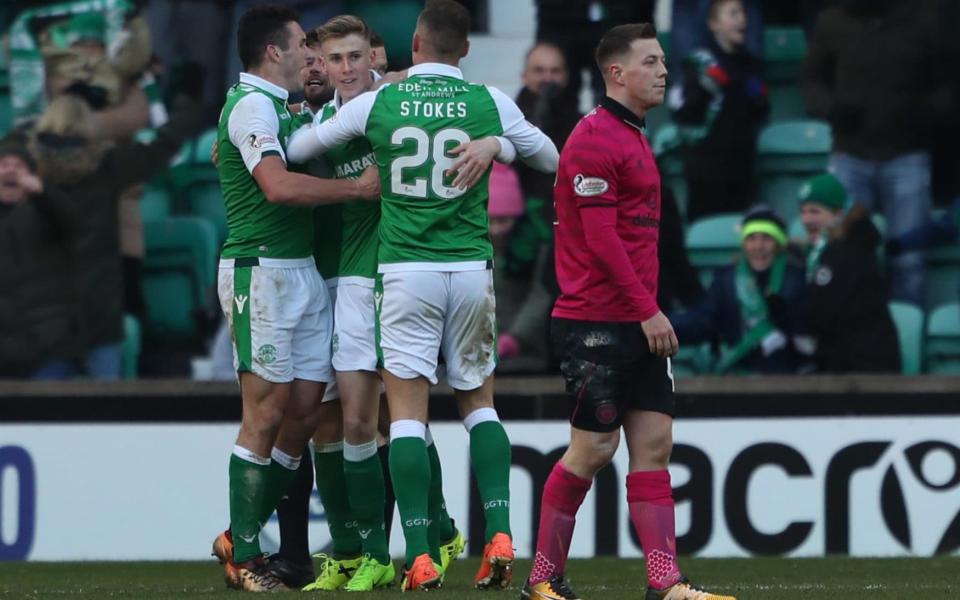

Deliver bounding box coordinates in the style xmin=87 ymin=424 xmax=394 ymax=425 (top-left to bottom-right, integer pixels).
xmin=686 ymin=213 xmax=742 ymax=286
xmin=756 ymin=120 xmax=832 ymax=216
xmin=139 ymin=183 xmax=172 ymax=221
xmin=0 ymin=89 xmax=12 ymax=136
xmin=888 ymin=301 xmax=924 ymax=375
xmin=142 ymin=217 xmax=218 ymax=339
xmin=764 ymin=27 xmax=807 ymax=83
xmin=671 ymin=343 xmax=713 ymax=377
xmin=184 ymin=177 xmax=228 ymax=247
xmin=122 ymin=314 xmax=141 ymax=379
xmin=345 ymin=0 xmax=420 ymax=68
xmin=925 ymin=244 xmax=960 ymax=310
xmin=925 ymin=302 xmax=960 ymax=374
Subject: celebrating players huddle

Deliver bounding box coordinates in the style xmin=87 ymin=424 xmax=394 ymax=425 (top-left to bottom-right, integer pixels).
xmin=211 ymin=1 xmax=734 ymax=599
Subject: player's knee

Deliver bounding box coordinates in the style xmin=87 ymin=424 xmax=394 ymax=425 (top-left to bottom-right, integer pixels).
xmin=342 ymin=412 xmax=377 ymax=441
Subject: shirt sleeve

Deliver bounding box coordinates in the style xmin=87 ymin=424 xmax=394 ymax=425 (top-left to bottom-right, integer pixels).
xmin=286 ymin=88 xmax=380 ymax=163
xmin=487 ymin=86 xmax=558 ymax=171
xmin=227 ymin=92 xmax=284 ymax=173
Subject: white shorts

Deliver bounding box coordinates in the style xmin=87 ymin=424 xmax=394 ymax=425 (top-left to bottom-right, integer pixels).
xmin=217 ymin=257 xmax=334 ymax=384
xmin=376 ymin=269 xmax=496 ymax=390
xmin=333 ymin=277 xmax=378 ymax=373
xmin=321 ymin=279 xmax=339 ymax=403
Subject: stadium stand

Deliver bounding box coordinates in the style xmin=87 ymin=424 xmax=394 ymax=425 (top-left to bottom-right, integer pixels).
xmin=925 ymin=302 xmax=960 ymax=374
xmin=122 ymin=314 xmax=141 ymax=380
xmin=763 ymin=27 xmax=807 ymax=122
xmin=756 ymin=120 xmax=831 ymax=217
xmin=685 ymin=212 xmax=742 ymax=286
xmin=888 ymin=301 xmax=924 ymax=375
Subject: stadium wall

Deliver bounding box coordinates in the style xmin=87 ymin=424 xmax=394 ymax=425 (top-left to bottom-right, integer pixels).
xmin=1 ymin=377 xmax=959 ymax=561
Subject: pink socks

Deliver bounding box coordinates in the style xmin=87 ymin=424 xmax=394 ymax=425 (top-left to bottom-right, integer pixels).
xmin=626 ymin=470 xmax=682 ymax=590
xmin=528 ymin=462 xmax=592 ymax=585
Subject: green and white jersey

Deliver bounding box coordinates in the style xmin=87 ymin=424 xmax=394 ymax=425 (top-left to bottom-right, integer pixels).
xmin=217 ymin=73 xmax=313 ymax=259
xmin=317 ymin=98 xmax=380 ymax=280
xmin=296 ymin=63 xmax=550 ymax=273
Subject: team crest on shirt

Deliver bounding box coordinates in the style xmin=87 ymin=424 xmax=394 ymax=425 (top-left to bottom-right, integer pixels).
xmin=573 ymin=174 xmax=609 ymax=197
xmin=248 ymin=134 xmax=277 ymax=149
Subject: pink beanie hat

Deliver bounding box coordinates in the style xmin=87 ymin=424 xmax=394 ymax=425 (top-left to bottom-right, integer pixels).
xmin=487 ymin=163 xmax=524 ymax=218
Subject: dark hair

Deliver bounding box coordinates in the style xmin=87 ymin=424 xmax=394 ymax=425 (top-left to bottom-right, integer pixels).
xmin=594 ymin=23 xmax=657 ymax=72
xmin=708 ymin=0 xmax=741 ymax=21
xmin=318 ymin=14 xmax=371 ymax=46
xmin=305 ymin=29 xmax=320 ymax=49
xmin=370 ymin=30 xmax=384 ymax=48
xmin=237 ymin=4 xmax=300 ymax=71
xmin=417 ymin=0 xmax=470 ymax=57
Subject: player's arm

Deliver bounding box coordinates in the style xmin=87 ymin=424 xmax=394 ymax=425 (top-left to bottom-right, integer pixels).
xmin=447 ymin=136 xmax=517 ymax=189
xmin=568 ymin=144 xmax=677 ymax=357
xmin=488 ymin=87 xmax=559 ymax=173
xmin=229 ymin=93 xmax=378 ymax=205
xmin=286 ymin=89 xmax=379 ymax=163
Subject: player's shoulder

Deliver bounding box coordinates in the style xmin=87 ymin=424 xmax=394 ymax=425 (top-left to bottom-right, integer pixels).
xmin=564 ymin=107 xmax=625 ymax=154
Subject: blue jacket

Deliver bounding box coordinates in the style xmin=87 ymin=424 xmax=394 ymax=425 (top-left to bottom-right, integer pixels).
xmin=670 ymin=261 xmax=809 ymax=373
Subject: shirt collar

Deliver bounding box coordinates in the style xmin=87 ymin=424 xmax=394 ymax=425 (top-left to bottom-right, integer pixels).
xmin=239 ymin=72 xmax=289 ymax=101
xmin=333 ymin=69 xmax=382 ymax=109
xmin=407 ymin=62 xmax=464 ymax=80
xmin=599 ymin=96 xmax=646 ymax=132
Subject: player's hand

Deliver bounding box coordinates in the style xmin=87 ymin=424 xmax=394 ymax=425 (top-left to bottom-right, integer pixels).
xmin=354 ymin=166 xmax=381 ymax=201
xmin=447 ymin=137 xmax=501 ymax=190
xmin=640 ymin=311 xmax=679 ymax=358
xmin=18 ymin=171 xmax=43 ymax=195
xmin=210 ymin=141 xmax=219 ymax=168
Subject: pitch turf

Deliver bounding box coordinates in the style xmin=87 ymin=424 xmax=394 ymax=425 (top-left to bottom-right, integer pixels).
xmin=1 ymin=557 xmax=958 ymax=599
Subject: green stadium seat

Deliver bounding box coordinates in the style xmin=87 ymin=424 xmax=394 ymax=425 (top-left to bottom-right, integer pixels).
xmin=345 ymin=0 xmax=420 ymax=68
xmin=764 ymin=27 xmax=808 ymax=84
xmin=925 ymin=302 xmax=960 ymax=374
xmin=768 ymin=85 xmax=807 ymax=123
xmin=888 ymin=301 xmax=924 ymax=375
xmin=686 ymin=213 xmax=742 ymax=286
xmin=671 ymin=343 xmax=713 ymax=377
xmin=122 ymin=314 xmax=141 ymax=379
xmin=143 ymin=216 xmax=218 ymax=339
xmin=186 ymin=181 xmax=228 ymax=247
xmin=0 ymin=89 xmax=12 ymax=136
xmin=140 ymin=184 xmax=172 ymax=221
xmin=925 ymin=244 xmax=960 ymax=310
xmin=757 ymin=120 xmax=832 ymax=216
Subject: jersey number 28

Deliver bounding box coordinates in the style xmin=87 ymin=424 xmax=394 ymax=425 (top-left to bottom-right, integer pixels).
xmin=390 ymin=127 xmax=470 ymax=200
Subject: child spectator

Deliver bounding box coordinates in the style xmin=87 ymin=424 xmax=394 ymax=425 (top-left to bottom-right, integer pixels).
xmin=671 ymin=0 xmax=769 ymax=222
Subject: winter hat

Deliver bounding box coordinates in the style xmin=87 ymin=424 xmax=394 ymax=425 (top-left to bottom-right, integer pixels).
xmin=487 ymin=163 xmax=524 ymax=218
xmin=798 ymin=173 xmax=848 ymax=212
xmin=741 ymin=205 xmax=788 ymax=247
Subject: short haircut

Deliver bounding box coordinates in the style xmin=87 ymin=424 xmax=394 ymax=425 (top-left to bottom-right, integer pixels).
xmin=237 ymin=4 xmax=300 ymax=71
xmin=370 ymin=30 xmax=384 ymax=48
xmin=524 ymin=40 xmax=565 ymax=65
xmin=318 ymin=14 xmax=371 ymax=46
xmin=595 ymin=23 xmax=657 ymax=72
xmin=417 ymin=0 xmax=470 ymax=57
xmin=708 ymin=0 xmax=741 ymax=21
xmin=305 ymin=28 xmax=320 ymax=49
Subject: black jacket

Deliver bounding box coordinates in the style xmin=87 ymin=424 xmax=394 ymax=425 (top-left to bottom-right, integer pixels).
xmin=673 ymin=39 xmax=769 ymax=184
xmin=0 ymin=194 xmax=82 ymax=376
xmin=803 ymin=1 xmax=952 ymax=160
xmin=806 ymin=208 xmax=901 ymax=373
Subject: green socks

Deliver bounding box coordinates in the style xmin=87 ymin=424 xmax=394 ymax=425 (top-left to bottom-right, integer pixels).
xmin=344 ymin=440 xmax=390 ymax=563
xmin=426 ymin=432 xmax=456 ymax=544
xmin=314 ymin=442 xmax=362 ymax=558
xmin=228 ymin=448 xmax=271 ymax=563
xmin=255 ymin=448 xmax=301 ymax=527
xmin=389 ymin=428 xmax=432 ymax=566
xmin=467 ymin=411 xmax=513 ymax=542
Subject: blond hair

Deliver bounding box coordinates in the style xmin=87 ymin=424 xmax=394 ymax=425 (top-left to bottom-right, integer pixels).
xmin=31 ymin=95 xmax=106 ymax=184
xmin=317 ymin=15 xmax=371 ymax=46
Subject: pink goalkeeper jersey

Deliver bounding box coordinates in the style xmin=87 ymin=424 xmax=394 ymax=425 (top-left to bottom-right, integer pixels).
xmin=552 ymin=97 xmax=661 ymax=323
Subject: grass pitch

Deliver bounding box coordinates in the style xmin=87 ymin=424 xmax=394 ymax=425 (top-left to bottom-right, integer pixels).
xmin=1 ymin=557 xmax=958 ymax=599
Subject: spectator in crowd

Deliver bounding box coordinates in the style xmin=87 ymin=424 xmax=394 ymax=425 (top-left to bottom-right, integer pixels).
xmin=490 ymin=163 xmax=553 ymax=372
xmin=506 ymin=42 xmax=582 ymax=293
xmin=370 ymin=30 xmax=389 ymax=75
xmin=534 ymin=0 xmax=654 ymax=104
xmin=671 ymin=0 xmax=769 ymax=222
xmin=672 ymin=206 xmax=810 ymax=373
xmin=670 ymin=0 xmax=763 ymax=85
xmin=798 ymin=173 xmax=901 ymax=372
xmin=28 ymin=92 xmax=200 ymax=379
xmin=0 ymin=141 xmax=83 ymax=379
xmin=803 ymin=0 xmax=952 ymax=306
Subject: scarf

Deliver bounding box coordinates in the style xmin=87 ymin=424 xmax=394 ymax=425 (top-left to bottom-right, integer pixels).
xmin=716 ymin=254 xmax=786 ymax=373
